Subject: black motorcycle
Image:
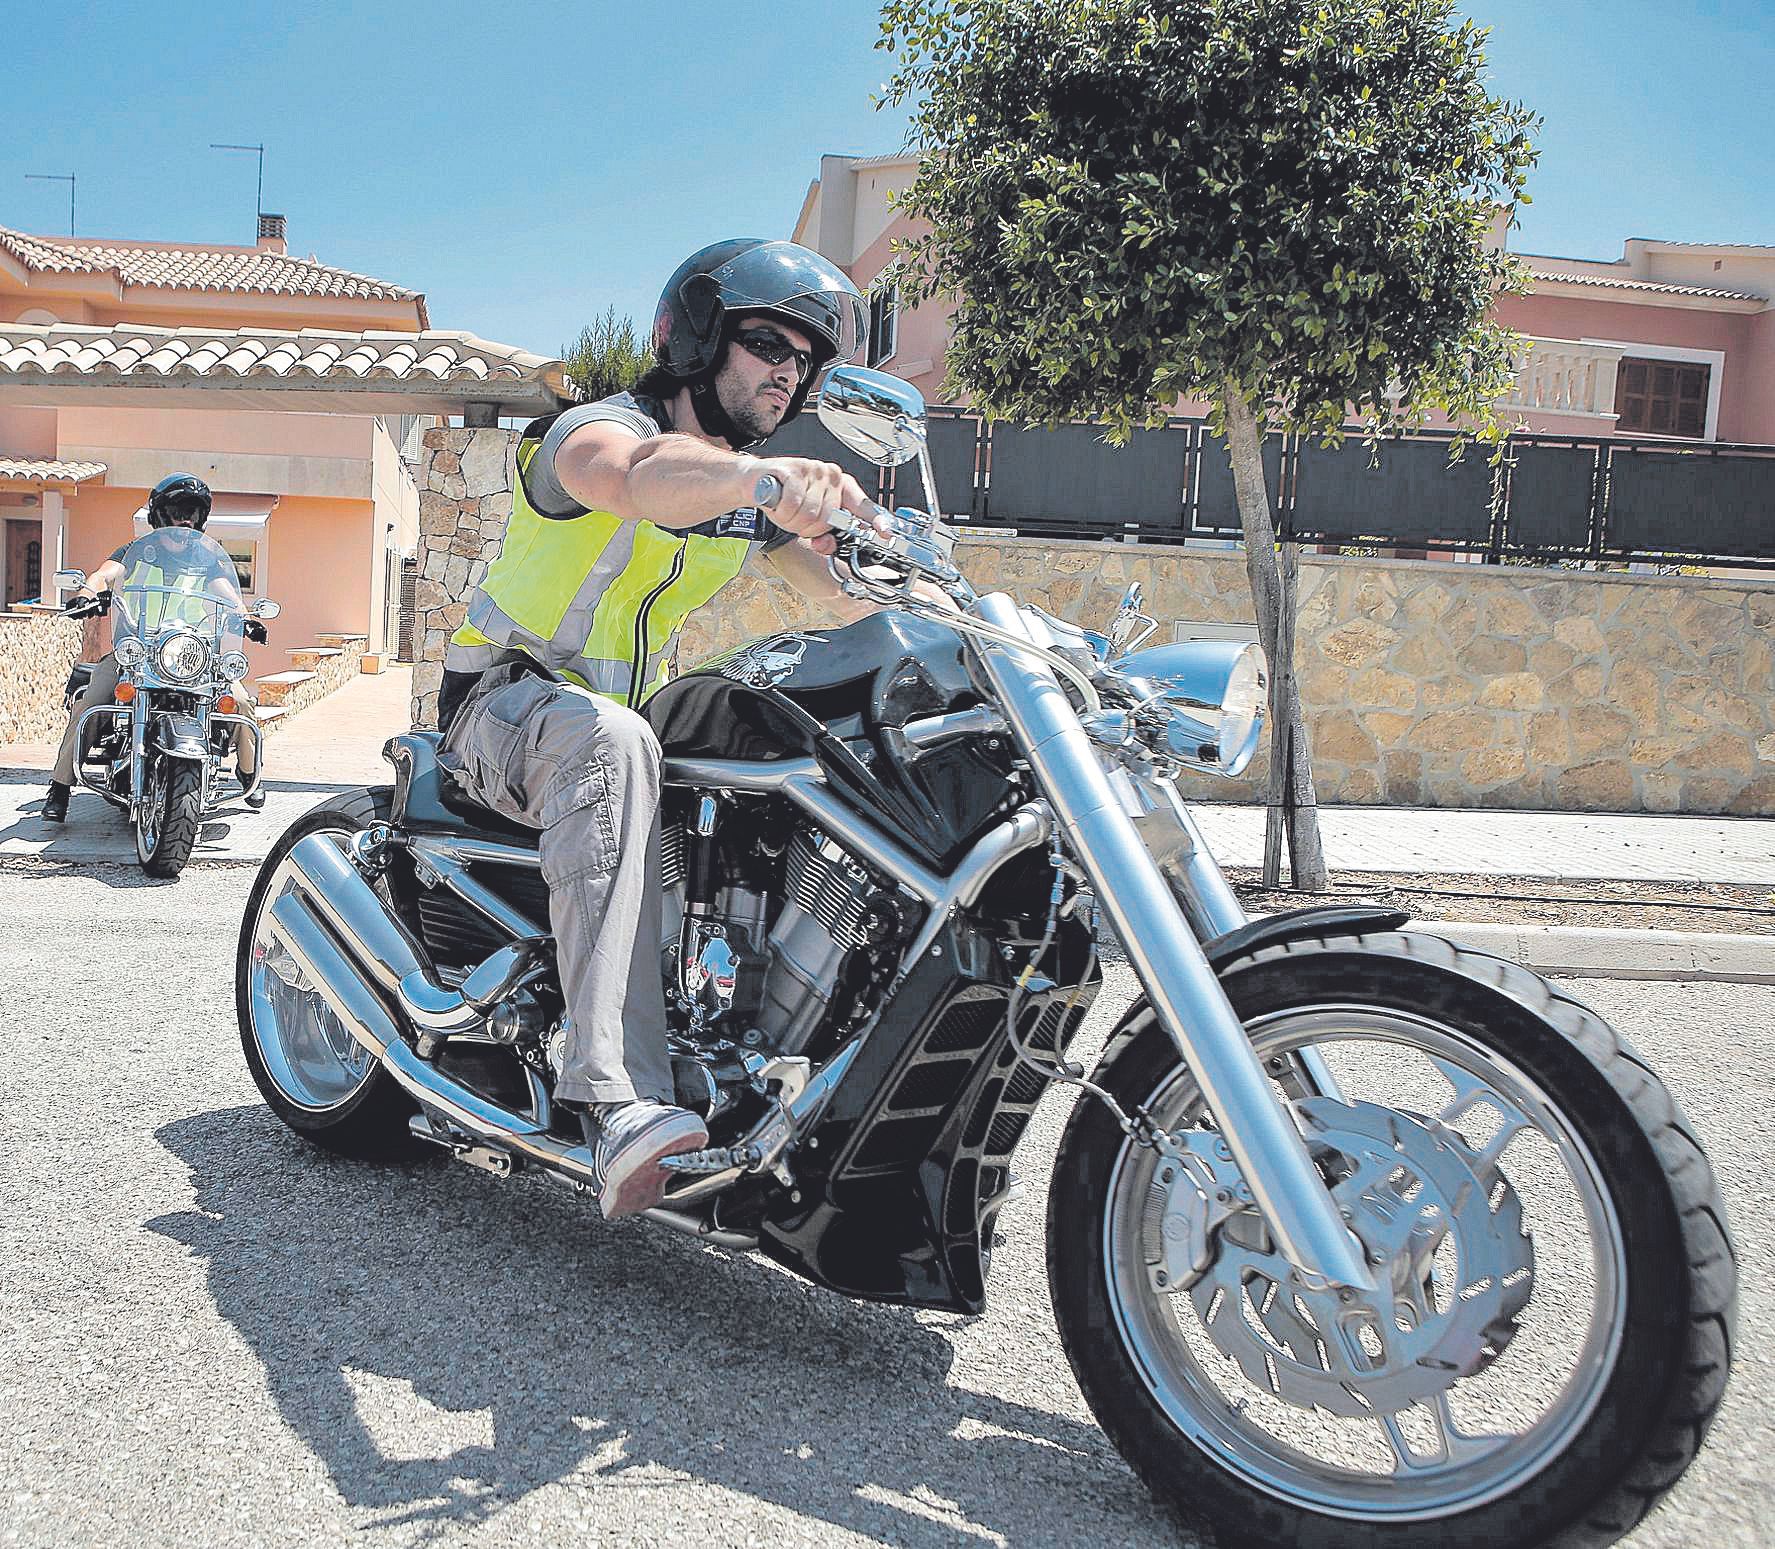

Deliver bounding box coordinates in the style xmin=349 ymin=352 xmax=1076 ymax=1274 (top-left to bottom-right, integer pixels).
xmin=237 ymin=366 xmax=1733 ymax=1548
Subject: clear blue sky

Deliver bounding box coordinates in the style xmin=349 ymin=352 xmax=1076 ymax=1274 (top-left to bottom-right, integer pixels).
xmin=6 ymin=0 xmax=1772 ymax=359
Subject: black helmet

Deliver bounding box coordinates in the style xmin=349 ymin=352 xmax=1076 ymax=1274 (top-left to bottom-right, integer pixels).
xmin=147 ymin=473 xmax=212 ymax=531
xmin=651 ymin=238 xmax=866 ymax=444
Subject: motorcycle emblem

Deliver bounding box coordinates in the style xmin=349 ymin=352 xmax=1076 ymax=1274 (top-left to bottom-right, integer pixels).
xmin=723 ymin=634 xmax=814 ymax=688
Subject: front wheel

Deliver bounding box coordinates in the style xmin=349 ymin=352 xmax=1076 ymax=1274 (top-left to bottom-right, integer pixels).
xmin=1048 ymin=930 xmax=1734 ymax=1549
xmin=137 ymin=754 xmax=202 ymax=877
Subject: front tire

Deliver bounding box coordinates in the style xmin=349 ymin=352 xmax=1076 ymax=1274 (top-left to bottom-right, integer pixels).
xmin=237 ymin=786 xmax=424 ymax=1160
xmin=1048 ymin=930 xmax=1734 ymax=1549
xmin=137 ymin=755 xmax=201 ymax=877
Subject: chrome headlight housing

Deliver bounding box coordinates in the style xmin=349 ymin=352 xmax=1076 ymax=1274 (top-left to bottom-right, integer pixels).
xmin=220 ymin=650 xmax=250 ymax=681
xmin=1117 ymin=640 xmax=1268 ymax=776
xmin=113 ymin=636 xmax=148 ymax=670
xmin=156 ymin=630 xmax=211 ymax=684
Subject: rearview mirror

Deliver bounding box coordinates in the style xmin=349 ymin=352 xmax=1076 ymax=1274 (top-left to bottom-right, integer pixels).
xmin=53 ymin=568 xmax=86 ymax=591
xmin=817 ymin=367 xmax=928 ymax=467
xmin=253 ymin=599 xmax=281 ymax=619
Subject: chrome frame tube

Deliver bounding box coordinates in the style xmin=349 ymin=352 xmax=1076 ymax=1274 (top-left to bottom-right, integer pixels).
xmin=972 ymin=592 xmax=1373 ymax=1292
xmin=406 ymin=834 xmax=546 ymax=938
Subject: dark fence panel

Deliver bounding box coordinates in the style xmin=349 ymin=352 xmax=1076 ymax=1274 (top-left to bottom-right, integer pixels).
xmin=1605 ymin=446 xmax=1775 ymax=560
xmin=984 ymin=421 xmax=1190 ymax=531
xmin=1504 ymin=444 xmax=1598 ymax=553
xmin=1193 ymin=431 xmax=1286 ymax=536
xmin=759 ymin=413 xmax=888 ymax=502
xmin=1288 ymin=438 xmax=1495 ymax=546
xmin=894 ymin=411 xmax=983 ymax=519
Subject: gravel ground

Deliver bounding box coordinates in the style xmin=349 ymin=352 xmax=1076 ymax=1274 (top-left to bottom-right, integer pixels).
xmin=1 ymin=861 xmax=1770 ymax=1548
xmin=1231 ymin=868 xmax=1775 ymax=936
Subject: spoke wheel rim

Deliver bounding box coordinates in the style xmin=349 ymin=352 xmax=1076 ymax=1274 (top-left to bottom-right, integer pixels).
xmin=247 ymin=827 xmax=376 ymax=1111
xmin=1103 ymin=1003 xmax=1626 ymax=1523
xmin=139 ymin=758 xmax=167 ymax=854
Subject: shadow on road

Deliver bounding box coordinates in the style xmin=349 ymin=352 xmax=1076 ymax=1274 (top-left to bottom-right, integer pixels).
xmin=150 ymin=1105 xmax=1170 ymax=1546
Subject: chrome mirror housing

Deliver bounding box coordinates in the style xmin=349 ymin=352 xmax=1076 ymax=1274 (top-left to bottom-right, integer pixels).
xmin=253 ymin=598 xmax=281 ymax=620
xmin=53 ymin=568 xmax=86 ymax=592
xmin=817 ymin=367 xmax=928 ymax=467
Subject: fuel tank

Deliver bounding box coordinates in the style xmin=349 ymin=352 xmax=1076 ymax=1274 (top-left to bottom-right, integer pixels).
xmin=645 ymin=612 xmax=1021 ymax=867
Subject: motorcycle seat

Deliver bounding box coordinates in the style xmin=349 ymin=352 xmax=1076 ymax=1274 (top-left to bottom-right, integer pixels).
xmin=384 ymin=732 xmax=539 ymax=847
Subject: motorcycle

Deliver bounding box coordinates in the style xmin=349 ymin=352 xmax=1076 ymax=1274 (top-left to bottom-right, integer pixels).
xmin=237 ymin=366 xmax=1733 ymax=1548
xmin=56 ymin=525 xmax=277 ymax=877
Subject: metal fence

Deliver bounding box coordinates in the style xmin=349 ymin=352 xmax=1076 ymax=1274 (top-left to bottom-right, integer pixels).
xmin=764 ymin=410 xmax=1775 ymax=568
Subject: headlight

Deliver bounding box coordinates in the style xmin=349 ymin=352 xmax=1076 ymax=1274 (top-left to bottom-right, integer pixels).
xmin=1117 ymin=640 xmax=1269 ymax=777
xmin=114 ymin=637 xmax=147 ymax=670
xmin=156 ymin=631 xmax=211 ymax=683
xmin=220 ymin=651 xmax=250 ymax=681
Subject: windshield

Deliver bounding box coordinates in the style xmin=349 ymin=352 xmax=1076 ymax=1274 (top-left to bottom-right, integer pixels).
xmin=112 ymin=527 xmax=248 ymax=652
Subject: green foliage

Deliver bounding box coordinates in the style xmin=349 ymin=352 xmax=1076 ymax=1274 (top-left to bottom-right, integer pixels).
xmin=878 ymin=0 xmax=1539 ymax=444
xmin=562 ymin=306 xmax=650 ymax=402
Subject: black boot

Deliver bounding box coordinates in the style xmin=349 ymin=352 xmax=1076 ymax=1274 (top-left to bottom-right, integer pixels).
xmin=42 ymin=781 xmax=70 ymax=823
xmin=243 ymin=783 xmax=266 ymax=810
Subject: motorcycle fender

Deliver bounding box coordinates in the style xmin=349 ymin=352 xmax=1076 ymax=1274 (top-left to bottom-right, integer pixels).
xmin=152 ymin=713 xmax=209 ymax=761
xmin=1094 ymin=905 xmax=1412 ymax=1071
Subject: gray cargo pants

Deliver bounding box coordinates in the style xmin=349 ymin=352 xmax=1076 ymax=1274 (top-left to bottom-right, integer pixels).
xmin=440 ymin=669 xmax=672 ymax=1107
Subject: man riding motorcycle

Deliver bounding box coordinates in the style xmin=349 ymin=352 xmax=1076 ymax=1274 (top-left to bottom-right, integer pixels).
xmin=43 ymin=473 xmax=267 ymax=824
xmin=438 ymin=238 xmax=895 ymax=1217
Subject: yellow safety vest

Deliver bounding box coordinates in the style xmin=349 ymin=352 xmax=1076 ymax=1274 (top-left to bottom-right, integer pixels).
xmin=447 ymin=422 xmax=754 ymax=707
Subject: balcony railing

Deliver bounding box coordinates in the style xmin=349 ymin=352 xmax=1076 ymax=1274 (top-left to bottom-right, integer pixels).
xmin=1505 ymin=337 xmax=1623 ymax=420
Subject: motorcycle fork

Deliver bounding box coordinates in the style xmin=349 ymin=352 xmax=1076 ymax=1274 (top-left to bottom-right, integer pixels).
xmin=973 ymin=592 xmax=1374 ymax=1294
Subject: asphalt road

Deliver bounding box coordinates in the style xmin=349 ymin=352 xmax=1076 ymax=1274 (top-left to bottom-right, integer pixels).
xmin=1 ymin=859 xmax=1770 ymax=1549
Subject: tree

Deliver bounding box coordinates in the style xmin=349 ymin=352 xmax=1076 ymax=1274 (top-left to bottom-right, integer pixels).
xmin=562 ymin=306 xmax=650 ymax=402
xmin=879 ymin=0 xmax=1537 ymax=889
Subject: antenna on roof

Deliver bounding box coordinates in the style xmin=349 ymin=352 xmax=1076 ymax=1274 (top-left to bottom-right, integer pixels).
xmin=210 ymin=142 xmax=266 ymax=226
xmin=24 ymin=173 xmax=75 ymax=236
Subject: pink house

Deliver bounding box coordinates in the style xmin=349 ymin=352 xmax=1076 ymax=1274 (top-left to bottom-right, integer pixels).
xmin=795 ymin=153 xmax=1775 ymax=446
xmin=0 ymin=215 xmax=569 ymax=691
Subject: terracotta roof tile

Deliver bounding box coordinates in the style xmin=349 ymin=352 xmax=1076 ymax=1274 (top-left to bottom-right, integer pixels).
xmin=1526 ymin=266 xmax=1765 ymax=303
xmin=0 ymin=322 xmax=575 ymax=416
xmin=0 ymin=457 xmax=106 ymax=484
xmin=0 ymin=224 xmax=421 ymax=308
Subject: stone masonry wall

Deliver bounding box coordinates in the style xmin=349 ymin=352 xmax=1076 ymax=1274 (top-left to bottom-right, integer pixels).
xmin=408 ymin=426 xmax=519 ymax=731
xmin=0 ymin=610 xmax=102 ymax=744
xmin=674 ymin=538 xmax=1775 ymax=817
xmin=408 ymin=496 xmax=1775 ymax=816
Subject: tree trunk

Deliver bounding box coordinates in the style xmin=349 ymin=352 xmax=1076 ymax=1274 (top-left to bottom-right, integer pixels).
xmin=1221 ymin=381 xmax=1328 ymax=892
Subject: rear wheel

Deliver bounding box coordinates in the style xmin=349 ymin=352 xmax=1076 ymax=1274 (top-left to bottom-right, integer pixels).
xmin=137 ymin=755 xmax=201 ymax=877
xmin=236 ymin=787 xmax=424 ymax=1160
xmin=1048 ymin=930 xmax=1734 ymax=1549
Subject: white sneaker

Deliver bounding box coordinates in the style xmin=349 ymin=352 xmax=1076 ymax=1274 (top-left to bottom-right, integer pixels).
xmin=586 ymin=1101 xmax=709 ymax=1219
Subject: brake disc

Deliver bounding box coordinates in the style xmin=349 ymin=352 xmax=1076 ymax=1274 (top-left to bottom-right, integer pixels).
xmin=1162 ymin=1098 xmax=1534 ymax=1417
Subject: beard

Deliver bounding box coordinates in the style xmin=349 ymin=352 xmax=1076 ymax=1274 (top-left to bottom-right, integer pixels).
xmin=715 ymin=369 xmax=788 ymax=444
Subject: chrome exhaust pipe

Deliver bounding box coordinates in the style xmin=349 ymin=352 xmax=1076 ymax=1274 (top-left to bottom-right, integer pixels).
xmin=279 ymin=832 xmax=541 ymax=1037
xmin=264 ymin=889 xmax=604 ymax=1191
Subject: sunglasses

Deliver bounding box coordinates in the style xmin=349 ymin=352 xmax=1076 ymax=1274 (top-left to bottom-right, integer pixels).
xmin=732 ymin=327 xmax=815 ymax=383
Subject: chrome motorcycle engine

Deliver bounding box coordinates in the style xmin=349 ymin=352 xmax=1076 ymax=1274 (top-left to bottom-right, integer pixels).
xmin=662 ymin=814 xmax=892 ymax=1058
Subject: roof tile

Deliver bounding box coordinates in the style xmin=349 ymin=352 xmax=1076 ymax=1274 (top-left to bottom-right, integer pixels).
xmin=0 ymin=457 xmax=106 ymax=484
xmin=0 ymin=224 xmax=421 ymax=309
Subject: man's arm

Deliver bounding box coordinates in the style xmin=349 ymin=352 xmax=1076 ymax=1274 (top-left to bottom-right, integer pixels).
xmin=72 ymin=557 xmax=126 ymax=599
xmin=760 ymin=537 xmax=878 ymax=624
xmin=550 ymin=422 xmax=883 ymax=554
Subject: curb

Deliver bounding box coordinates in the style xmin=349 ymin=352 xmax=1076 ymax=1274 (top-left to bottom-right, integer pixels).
xmin=1414 ymin=920 xmax=1774 ymax=985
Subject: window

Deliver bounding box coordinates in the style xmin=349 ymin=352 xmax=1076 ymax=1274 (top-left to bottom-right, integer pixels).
xmin=1615 ymin=358 xmax=1710 ymax=438
xmin=221 ymin=539 xmax=259 ymax=595
xmin=867 ymin=281 xmax=900 ymax=368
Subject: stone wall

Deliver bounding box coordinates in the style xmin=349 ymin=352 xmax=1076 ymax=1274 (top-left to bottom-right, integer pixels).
xmin=675 ymin=538 xmax=1775 ymax=817
xmin=408 ymin=426 xmax=519 ymax=731
xmin=408 ymin=499 xmax=1775 ymax=815
xmin=0 ymin=609 xmax=101 ymax=744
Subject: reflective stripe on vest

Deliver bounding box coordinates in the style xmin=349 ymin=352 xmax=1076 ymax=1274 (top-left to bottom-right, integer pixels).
xmin=446 ymin=436 xmax=751 ymax=705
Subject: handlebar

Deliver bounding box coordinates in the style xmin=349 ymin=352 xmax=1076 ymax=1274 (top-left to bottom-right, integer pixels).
xmin=63 ymin=591 xmax=111 ymax=620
